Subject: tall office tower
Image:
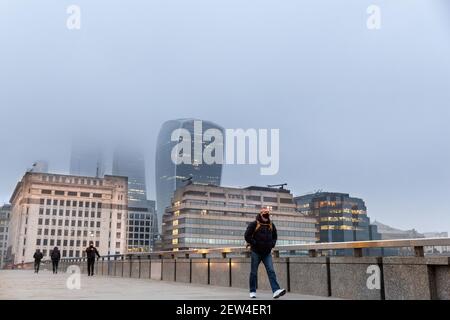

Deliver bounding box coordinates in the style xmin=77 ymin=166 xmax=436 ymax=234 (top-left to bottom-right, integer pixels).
xmin=162 ymin=184 xmax=317 ymax=251
xmin=7 ymin=172 xmax=128 ymax=264
xmin=70 ymin=141 xmax=105 ymax=177
xmin=295 ymin=192 xmax=381 ymax=255
xmin=112 ymin=145 xmax=157 ymax=252
xmin=0 ymin=204 xmax=11 ymax=268
xmin=155 ymin=119 xmax=224 ymax=233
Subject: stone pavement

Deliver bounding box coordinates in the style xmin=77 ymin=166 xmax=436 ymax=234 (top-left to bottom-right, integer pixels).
xmin=0 ymin=270 xmax=336 ymax=300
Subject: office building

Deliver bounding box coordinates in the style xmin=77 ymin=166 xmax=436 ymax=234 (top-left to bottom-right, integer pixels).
xmin=155 ymin=119 xmax=224 ymax=232
xmin=0 ymin=204 xmax=11 ymax=268
xmin=295 ymin=192 xmax=381 ymax=255
xmin=113 ymin=145 xmax=157 ymax=251
xmin=70 ymin=141 xmax=105 ymax=177
xmin=7 ymin=172 xmax=128 ymax=264
xmin=162 ymin=184 xmax=317 ymax=251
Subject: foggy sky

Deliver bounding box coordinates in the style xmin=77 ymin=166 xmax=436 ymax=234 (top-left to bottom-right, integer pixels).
xmin=1 ymin=0 xmax=449 ymax=233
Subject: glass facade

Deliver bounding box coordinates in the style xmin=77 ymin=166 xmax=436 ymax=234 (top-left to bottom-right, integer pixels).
xmin=155 ymin=119 xmax=224 ymax=233
xmin=112 ymin=146 xmax=158 ymax=251
xmin=295 ymin=192 xmax=382 ymax=256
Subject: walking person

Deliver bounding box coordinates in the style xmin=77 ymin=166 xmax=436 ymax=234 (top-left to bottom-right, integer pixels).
xmin=33 ymin=249 xmax=44 ymax=274
xmin=50 ymin=247 xmax=61 ymax=274
xmin=85 ymin=241 xmax=100 ymax=276
xmin=244 ymin=207 xmax=286 ymax=299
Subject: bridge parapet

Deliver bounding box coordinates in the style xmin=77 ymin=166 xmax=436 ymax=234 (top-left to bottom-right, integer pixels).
xmin=53 ymin=238 xmax=450 ymax=299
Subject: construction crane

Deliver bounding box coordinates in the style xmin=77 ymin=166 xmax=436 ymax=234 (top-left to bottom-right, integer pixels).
xmin=267 ymin=183 xmax=287 ymax=190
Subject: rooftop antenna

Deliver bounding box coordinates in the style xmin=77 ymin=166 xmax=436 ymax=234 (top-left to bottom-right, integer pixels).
xmin=267 ymin=183 xmax=288 ymax=190
xmin=182 ymin=176 xmax=193 ymax=186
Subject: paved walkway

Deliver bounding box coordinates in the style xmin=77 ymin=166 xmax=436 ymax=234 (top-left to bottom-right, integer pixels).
xmin=0 ymin=270 xmax=334 ymax=300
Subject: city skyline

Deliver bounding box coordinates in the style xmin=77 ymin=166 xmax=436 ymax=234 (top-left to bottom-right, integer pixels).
xmin=1 ymin=1 xmax=450 ymax=235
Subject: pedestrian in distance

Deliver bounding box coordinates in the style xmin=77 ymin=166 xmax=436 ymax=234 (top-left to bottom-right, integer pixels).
xmin=244 ymin=207 xmax=286 ymax=299
xmin=50 ymin=246 xmax=61 ymax=274
xmin=85 ymin=241 xmax=100 ymax=276
xmin=33 ymin=249 xmax=44 ymax=274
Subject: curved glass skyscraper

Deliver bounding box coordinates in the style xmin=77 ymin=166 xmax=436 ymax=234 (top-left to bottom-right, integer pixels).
xmin=155 ymin=119 xmax=224 ymax=232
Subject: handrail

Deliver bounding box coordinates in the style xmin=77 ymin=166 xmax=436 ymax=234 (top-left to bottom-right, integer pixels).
xmin=58 ymin=237 xmax=450 ymax=261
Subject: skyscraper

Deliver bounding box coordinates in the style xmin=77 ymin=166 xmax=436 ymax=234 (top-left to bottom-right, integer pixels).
xmin=113 ymin=145 xmax=157 ymax=251
xmin=70 ymin=141 xmax=105 ymax=177
xmin=155 ymin=119 xmax=224 ymax=233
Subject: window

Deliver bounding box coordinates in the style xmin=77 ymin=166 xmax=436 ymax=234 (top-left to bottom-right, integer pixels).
xmin=68 ymin=191 xmax=77 ymax=197
xmin=44 ymin=229 xmax=49 ymax=235
xmin=40 ymin=199 xmax=45 ymax=205
xmin=97 ymin=212 xmax=101 ymax=218
xmin=36 ymin=239 xmax=41 ymax=245
xmin=57 ymin=230 xmax=62 ymax=236
xmin=41 ymin=190 xmax=52 ymax=195
xmin=96 ymin=222 xmax=101 ymax=228
xmin=39 ymin=208 xmax=44 ymax=215
xmin=53 ymin=200 xmax=58 ymax=206
xmin=66 ymin=200 xmax=71 ymax=206
xmin=46 ymin=199 xmax=51 ymax=205
xmin=50 ymin=229 xmax=55 ymax=236
xmin=263 ymin=197 xmax=278 ymax=203
xmin=59 ymin=209 xmax=63 ymax=216
xmin=93 ymin=193 xmax=102 ymax=198
xmin=246 ymin=195 xmax=261 ymax=201
xmin=80 ymin=192 xmax=90 ymax=198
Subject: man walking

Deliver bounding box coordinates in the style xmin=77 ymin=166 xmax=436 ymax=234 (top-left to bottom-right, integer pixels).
xmin=244 ymin=207 xmax=286 ymax=299
xmin=50 ymin=247 xmax=61 ymax=274
xmin=33 ymin=249 xmax=44 ymax=273
xmin=85 ymin=241 xmax=100 ymax=276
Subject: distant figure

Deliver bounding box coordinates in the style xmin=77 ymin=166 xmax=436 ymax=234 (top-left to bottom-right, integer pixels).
xmin=33 ymin=249 xmax=44 ymax=273
xmin=244 ymin=207 xmax=286 ymax=299
xmin=50 ymin=247 xmax=61 ymax=274
xmin=85 ymin=241 xmax=100 ymax=276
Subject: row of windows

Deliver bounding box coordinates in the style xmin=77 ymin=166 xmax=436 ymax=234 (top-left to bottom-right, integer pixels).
xmin=38 ymin=218 xmax=101 ymax=228
xmin=176 ymin=218 xmax=315 ymax=230
xmin=37 ymin=228 xmax=101 ymax=237
xmin=36 ymin=239 xmax=100 ymax=247
xmin=175 ymin=227 xmax=315 ymax=238
xmin=40 ymin=198 xmax=103 ymax=208
xmin=39 ymin=208 xmax=102 ymax=218
xmin=41 ymin=189 xmax=103 ymax=198
xmin=40 ymin=174 xmax=103 ymax=186
xmin=182 ymin=201 xmax=295 ymax=212
xmin=180 ymin=237 xmax=310 ymax=246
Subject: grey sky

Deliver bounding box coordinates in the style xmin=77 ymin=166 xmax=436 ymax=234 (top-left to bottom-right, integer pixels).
xmin=1 ymin=0 xmax=449 ymax=233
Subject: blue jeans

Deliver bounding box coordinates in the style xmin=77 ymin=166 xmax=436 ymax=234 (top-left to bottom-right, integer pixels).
xmin=249 ymin=251 xmax=281 ymax=293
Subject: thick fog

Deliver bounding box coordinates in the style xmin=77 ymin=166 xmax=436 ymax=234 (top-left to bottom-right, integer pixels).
xmin=1 ymin=0 xmax=449 ymax=233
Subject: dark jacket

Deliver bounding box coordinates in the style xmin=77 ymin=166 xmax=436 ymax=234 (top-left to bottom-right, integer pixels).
xmin=50 ymin=250 xmax=61 ymax=261
xmin=33 ymin=252 xmax=43 ymax=261
xmin=86 ymin=246 xmax=100 ymax=260
xmin=244 ymin=215 xmax=278 ymax=256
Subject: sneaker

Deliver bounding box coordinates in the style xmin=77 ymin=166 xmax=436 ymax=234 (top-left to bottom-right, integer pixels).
xmin=273 ymin=289 xmax=286 ymax=299
xmin=249 ymin=292 xmax=256 ymax=298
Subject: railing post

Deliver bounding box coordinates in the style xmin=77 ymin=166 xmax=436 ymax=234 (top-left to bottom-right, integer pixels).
xmin=353 ymin=248 xmax=363 ymax=257
xmin=121 ymin=255 xmax=124 ymax=277
xmin=308 ymin=249 xmax=317 ymax=258
xmin=414 ymin=246 xmax=424 ymax=257
xmin=129 ymin=255 xmax=133 ymax=278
